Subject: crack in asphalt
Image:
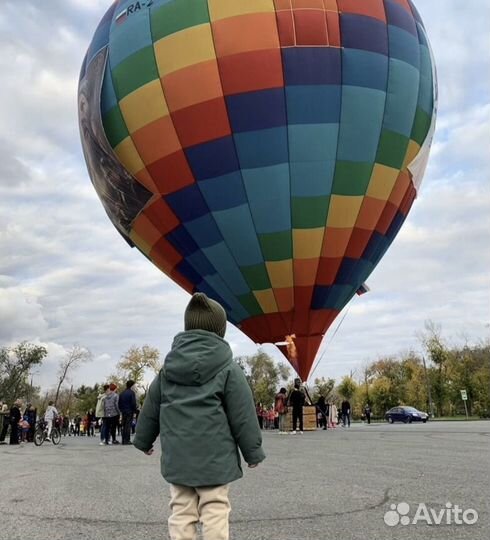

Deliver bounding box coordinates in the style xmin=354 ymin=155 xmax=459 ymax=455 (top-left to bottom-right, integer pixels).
xmin=14 ymin=487 xmax=391 ymax=527
xmin=233 ymin=486 xmax=391 ymax=524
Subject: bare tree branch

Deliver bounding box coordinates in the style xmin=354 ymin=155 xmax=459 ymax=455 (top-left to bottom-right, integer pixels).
xmin=54 ymin=345 xmax=92 ymax=406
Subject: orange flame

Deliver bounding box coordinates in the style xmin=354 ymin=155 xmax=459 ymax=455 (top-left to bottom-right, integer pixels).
xmin=285 ymin=334 xmax=297 ymax=362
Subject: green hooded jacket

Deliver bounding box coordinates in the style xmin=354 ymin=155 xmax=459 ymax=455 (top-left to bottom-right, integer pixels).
xmin=133 ymin=330 xmax=265 ymax=487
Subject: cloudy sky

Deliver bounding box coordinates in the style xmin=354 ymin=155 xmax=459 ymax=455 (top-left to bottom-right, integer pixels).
xmin=0 ymin=0 xmax=489 ymax=392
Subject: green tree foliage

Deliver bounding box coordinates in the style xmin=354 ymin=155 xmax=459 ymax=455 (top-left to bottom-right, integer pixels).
xmin=422 ymin=322 xmax=450 ymax=416
xmin=0 ymin=342 xmax=47 ymax=404
xmin=337 ymin=376 xmax=357 ymax=400
xmin=236 ymin=351 xmax=290 ymax=408
xmin=402 ymin=355 xmax=428 ymax=411
xmin=348 ymin=334 xmax=489 ymax=418
xmin=443 ymin=343 xmax=490 ymax=417
xmin=74 ymin=384 xmax=101 ymax=415
xmin=113 ymin=345 xmax=161 ymax=386
xmin=311 ymin=377 xmax=335 ymax=403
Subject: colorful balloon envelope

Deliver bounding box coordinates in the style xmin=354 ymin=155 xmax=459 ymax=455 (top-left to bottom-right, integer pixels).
xmin=79 ymin=0 xmax=436 ymax=380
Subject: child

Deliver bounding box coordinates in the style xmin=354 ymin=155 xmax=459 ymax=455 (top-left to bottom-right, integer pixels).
xmin=20 ymin=415 xmax=30 ymax=442
xmin=134 ymin=293 xmax=265 ymax=540
xmin=44 ymin=401 xmax=58 ymax=441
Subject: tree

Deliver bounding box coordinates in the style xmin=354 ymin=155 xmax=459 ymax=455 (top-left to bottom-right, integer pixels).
xmin=337 ymin=376 xmax=357 ymax=400
xmin=400 ymin=354 xmax=428 ymax=412
xmin=370 ymin=377 xmax=399 ymax=416
xmin=74 ymin=384 xmax=102 ymax=415
xmin=471 ymin=345 xmax=490 ymax=417
xmin=0 ymin=342 xmax=47 ymax=404
xmin=361 ymin=363 xmax=374 ymax=405
xmin=421 ymin=321 xmax=450 ymax=416
xmin=312 ymin=377 xmax=335 ymax=403
xmin=115 ymin=345 xmax=161 ymax=386
xmin=54 ymin=345 xmax=92 ymax=406
xmin=236 ymin=351 xmax=291 ymax=408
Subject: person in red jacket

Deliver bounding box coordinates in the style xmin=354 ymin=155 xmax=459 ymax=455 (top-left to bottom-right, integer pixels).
xmin=274 ymin=388 xmax=288 ymax=433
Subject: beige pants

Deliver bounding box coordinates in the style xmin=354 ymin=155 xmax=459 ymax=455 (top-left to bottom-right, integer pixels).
xmin=168 ymin=484 xmax=230 ymax=540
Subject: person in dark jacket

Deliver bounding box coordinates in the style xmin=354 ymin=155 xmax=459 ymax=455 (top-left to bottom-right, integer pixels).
xmin=25 ymin=404 xmax=37 ymax=442
xmin=74 ymin=415 xmax=81 ymax=436
xmin=119 ymin=380 xmax=137 ymax=445
xmin=341 ymin=399 xmax=351 ymax=427
xmin=316 ymin=396 xmax=328 ymax=430
xmin=134 ymin=293 xmax=265 ymax=540
xmin=9 ymin=400 xmax=22 ymax=445
xmin=288 ymin=379 xmax=305 ymax=434
xmin=0 ymin=403 xmax=10 ymax=443
xmin=85 ymin=410 xmax=95 ymax=436
xmin=255 ymin=402 xmax=264 ymax=429
xmin=364 ymin=404 xmax=372 ymax=425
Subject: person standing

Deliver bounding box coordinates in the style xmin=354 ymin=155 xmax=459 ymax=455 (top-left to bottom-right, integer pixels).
xmin=74 ymin=415 xmax=81 ymax=436
xmin=255 ymin=403 xmax=264 ymax=429
xmin=274 ymin=388 xmax=288 ymax=434
xmin=104 ymin=383 xmax=120 ymax=445
xmin=341 ymin=399 xmax=351 ymax=428
xmin=96 ymin=384 xmax=110 ymax=445
xmin=364 ymin=404 xmax=372 ymax=425
xmin=44 ymin=401 xmax=58 ymax=441
xmin=20 ymin=414 xmax=30 ymax=442
xmin=119 ymin=380 xmax=137 ymax=445
xmin=288 ymin=379 xmax=305 ymax=434
xmin=134 ymin=292 xmax=265 ymax=540
xmin=9 ymin=400 xmax=22 ymax=445
xmin=83 ymin=410 xmax=94 ymax=436
xmin=25 ymin=405 xmax=37 ymax=442
xmin=328 ymin=402 xmax=338 ymax=428
xmin=316 ymin=396 xmax=328 ymax=430
xmin=0 ymin=403 xmax=10 ymax=444
xmin=62 ymin=415 xmax=69 ymax=437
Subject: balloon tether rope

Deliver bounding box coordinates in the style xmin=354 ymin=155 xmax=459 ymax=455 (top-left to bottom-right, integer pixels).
xmin=308 ymin=302 xmax=353 ymax=382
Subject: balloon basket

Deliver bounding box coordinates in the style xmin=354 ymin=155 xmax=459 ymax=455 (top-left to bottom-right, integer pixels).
xmin=284 ymin=405 xmax=317 ymax=432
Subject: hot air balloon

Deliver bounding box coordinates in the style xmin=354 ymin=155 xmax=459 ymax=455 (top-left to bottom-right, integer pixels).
xmin=78 ymin=0 xmax=436 ymax=381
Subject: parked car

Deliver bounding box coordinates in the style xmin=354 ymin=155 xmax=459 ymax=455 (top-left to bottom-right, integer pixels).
xmin=385 ymin=406 xmax=429 ymax=424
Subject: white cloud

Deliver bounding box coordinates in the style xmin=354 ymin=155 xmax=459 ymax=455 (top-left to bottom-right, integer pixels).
xmin=0 ymin=284 xmax=49 ymax=342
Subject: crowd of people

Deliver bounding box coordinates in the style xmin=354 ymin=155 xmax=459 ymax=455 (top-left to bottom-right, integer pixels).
xmin=1 ymin=382 xmax=374 ymax=446
xmin=255 ymin=380 xmax=374 ymax=434
xmin=1 ymin=399 xmax=33 ymax=445
xmin=0 ymin=379 xmax=140 ymax=446
xmin=95 ymin=380 xmax=139 ymax=445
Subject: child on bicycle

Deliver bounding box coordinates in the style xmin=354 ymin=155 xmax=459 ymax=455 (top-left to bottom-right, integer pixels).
xmin=134 ymin=293 xmax=265 ymax=540
xmin=44 ymin=401 xmax=58 ymax=441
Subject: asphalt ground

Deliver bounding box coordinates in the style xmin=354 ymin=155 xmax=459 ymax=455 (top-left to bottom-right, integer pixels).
xmin=0 ymin=421 xmax=489 ymax=540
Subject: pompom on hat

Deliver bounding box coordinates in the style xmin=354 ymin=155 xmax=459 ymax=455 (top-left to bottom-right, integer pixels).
xmin=184 ymin=293 xmax=227 ymax=338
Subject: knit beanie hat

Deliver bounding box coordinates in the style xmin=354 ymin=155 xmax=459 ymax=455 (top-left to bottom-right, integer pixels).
xmin=184 ymin=293 xmax=227 ymax=338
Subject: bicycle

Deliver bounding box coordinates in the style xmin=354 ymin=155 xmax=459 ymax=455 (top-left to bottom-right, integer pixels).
xmin=34 ymin=419 xmax=61 ymax=446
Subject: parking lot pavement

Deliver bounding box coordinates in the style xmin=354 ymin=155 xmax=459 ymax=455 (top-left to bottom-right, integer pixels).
xmin=1 ymin=421 xmax=489 ymax=540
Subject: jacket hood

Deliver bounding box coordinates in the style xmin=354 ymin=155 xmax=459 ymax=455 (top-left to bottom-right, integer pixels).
xmin=163 ymin=330 xmax=233 ymax=386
